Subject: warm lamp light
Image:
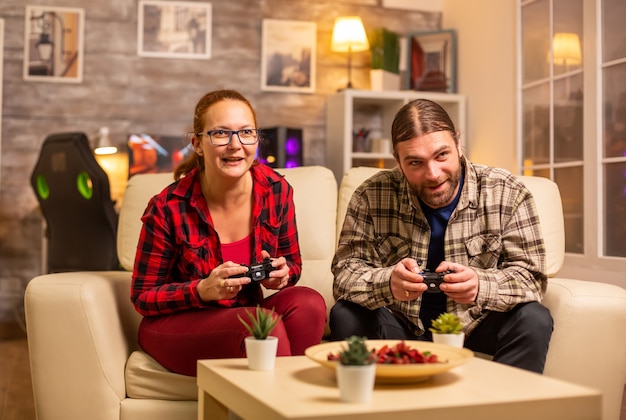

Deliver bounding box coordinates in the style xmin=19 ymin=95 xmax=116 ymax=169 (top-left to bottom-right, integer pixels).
xmin=552 ymin=32 xmax=581 ymax=66
xmin=331 ymin=16 xmax=369 ymax=90
xmin=94 ymin=127 xmax=118 ymax=155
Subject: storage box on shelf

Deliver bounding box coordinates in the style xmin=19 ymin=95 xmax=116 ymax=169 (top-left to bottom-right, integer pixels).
xmin=325 ymin=89 xmax=466 ymax=182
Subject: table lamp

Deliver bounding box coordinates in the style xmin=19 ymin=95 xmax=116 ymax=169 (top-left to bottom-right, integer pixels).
xmin=552 ymin=32 xmax=581 ymax=67
xmin=94 ymin=127 xmax=118 ymax=155
xmin=331 ymin=16 xmax=369 ymax=90
xmin=550 ymin=32 xmax=581 ymax=96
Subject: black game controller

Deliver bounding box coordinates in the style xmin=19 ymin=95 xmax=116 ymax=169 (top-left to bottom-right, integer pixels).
xmin=230 ymin=258 xmax=276 ymax=281
xmin=421 ymin=270 xmax=453 ymax=293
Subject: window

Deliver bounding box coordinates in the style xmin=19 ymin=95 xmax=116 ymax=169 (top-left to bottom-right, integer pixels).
xmin=600 ymin=0 xmax=626 ymax=257
xmin=520 ymin=0 xmax=584 ymax=254
xmin=520 ymin=0 xmax=626 ymax=260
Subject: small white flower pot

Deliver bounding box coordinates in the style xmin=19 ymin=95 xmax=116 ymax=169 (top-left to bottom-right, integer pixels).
xmin=370 ymin=69 xmax=401 ymax=91
xmin=336 ymin=363 xmax=376 ymax=403
xmin=244 ymin=336 xmax=278 ymax=371
xmin=432 ymin=332 xmax=465 ymax=348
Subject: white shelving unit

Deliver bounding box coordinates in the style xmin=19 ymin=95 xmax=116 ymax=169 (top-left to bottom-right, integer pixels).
xmin=325 ymin=89 xmax=466 ymax=182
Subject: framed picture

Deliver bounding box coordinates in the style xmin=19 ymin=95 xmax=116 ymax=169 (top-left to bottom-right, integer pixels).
xmin=138 ymin=0 xmax=212 ymax=59
xmin=23 ymin=6 xmax=85 ymax=83
xmin=261 ymin=19 xmax=316 ymax=93
xmin=406 ymin=29 xmax=456 ymax=93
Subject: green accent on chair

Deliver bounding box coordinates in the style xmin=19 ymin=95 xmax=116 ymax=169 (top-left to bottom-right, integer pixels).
xmin=35 ymin=175 xmax=50 ymax=200
xmin=76 ymin=171 xmax=94 ymax=199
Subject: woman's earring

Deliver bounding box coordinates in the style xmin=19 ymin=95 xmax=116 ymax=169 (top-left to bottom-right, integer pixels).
xmin=196 ymin=148 xmax=203 ymax=156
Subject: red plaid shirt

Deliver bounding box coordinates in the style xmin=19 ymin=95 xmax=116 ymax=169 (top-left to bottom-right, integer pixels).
xmin=131 ymin=164 xmax=302 ymax=316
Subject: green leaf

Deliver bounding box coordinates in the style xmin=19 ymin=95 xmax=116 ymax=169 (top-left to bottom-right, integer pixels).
xmin=429 ymin=312 xmax=464 ymax=334
xmin=368 ymin=28 xmax=400 ymax=74
xmin=238 ymin=305 xmax=281 ymax=339
xmin=338 ymin=336 xmax=376 ymax=365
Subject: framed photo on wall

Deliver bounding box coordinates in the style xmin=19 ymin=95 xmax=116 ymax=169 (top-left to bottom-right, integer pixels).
xmin=23 ymin=5 xmax=85 ymax=83
xmin=261 ymin=19 xmax=316 ymax=94
xmin=406 ymin=29 xmax=456 ymax=93
xmin=138 ymin=0 xmax=212 ymax=59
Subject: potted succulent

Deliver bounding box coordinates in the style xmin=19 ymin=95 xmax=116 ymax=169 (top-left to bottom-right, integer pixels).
xmin=238 ymin=305 xmax=281 ymax=370
xmin=335 ymin=336 xmax=377 ymax=403
xmin=429 ymin=312 xmax=465 ymax=348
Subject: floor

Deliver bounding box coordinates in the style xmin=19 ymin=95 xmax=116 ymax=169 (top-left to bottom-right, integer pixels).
xmin=0 ymin=323 xmax=35 ymax=420
xmin=1 ymin=321 xmax=625 ymax=420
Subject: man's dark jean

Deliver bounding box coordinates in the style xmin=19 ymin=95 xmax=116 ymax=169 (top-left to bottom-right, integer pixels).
xmin=329 ymin=300 xmax=553 ymax=373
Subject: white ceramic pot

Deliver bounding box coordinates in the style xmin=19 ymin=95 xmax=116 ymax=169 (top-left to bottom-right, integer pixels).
xmin=370 ymin=69 xmax=401 ymax=91
xmin=432 ymin=332 xmax=465 ymax=348
xmin=336 ymin=363 xmax=376 ymax=403
xmin=244 ymin=336 xmax=278 ymax=371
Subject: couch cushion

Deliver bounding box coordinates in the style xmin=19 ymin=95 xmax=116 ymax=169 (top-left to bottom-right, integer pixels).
xmin=117 ymin=172 xmax=175 ymax=270
xmin=337 ymin=167 xmax=388 ymax=243
xmin=275 ymin=166 xmax=338 ymax=316
xmin=117 ymin=166 xmax=339 ymax=276
xmin=517 ymin=176 xmax=565 ymax=277
xmin=275 ymin=166 xmax=337 ymax=263
xmin=125 ymin=350 xmax=197 ymax=400
xmin=118 ymin=166 xmax=338 ymax=333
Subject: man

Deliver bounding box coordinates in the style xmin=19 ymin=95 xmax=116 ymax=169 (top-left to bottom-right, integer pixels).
xmin=329 ymin=99 xmax=553 ymax=373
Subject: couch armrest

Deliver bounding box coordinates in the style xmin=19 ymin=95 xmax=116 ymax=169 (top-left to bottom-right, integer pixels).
xmin=543 ymin=277 xmax=626 ymax=420
xmin=25 ymin=271 xmax=140 ymax=420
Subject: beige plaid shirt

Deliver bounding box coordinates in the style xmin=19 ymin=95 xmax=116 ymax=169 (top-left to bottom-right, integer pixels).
xmin=332 ymin=158 xmax=547 ymax=336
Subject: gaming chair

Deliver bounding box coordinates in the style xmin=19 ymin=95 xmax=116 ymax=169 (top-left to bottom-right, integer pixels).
xmin=30 ymin=132 xmax=119 ymax=273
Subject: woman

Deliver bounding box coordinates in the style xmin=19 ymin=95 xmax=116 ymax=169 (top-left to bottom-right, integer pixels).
xmin=131 ymin=89 xmax=326 ymax=376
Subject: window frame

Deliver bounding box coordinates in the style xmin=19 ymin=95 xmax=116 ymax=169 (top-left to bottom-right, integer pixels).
xmin=517 ymin=0 xmax=626 ymax=285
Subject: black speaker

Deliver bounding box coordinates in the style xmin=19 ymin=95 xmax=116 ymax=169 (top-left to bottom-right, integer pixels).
xmin=258 ymin=126 xmax=303 ymax=168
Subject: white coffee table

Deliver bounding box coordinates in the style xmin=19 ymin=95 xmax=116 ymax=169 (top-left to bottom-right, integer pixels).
xmin=197 ymin=355 xmax=601 ymax=420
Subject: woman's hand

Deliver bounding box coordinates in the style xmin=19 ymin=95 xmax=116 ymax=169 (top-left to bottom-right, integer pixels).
xmin=259 ymin=250 xmax=290 ymax=290
xmin=196 ymin=261 xmax=251 ymax=301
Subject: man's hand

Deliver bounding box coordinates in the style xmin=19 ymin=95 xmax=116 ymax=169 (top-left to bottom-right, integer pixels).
xmin=390 ymin=258 xmax=427 ymax=301
xmin=436 ymin=262 xmax=479 ymax=304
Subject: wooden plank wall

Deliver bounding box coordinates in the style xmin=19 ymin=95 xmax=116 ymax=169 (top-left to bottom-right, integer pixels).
xmin=0 ymin=0 xmax=439 ymax=320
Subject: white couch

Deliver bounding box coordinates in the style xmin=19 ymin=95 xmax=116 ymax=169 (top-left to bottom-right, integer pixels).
xmin=25 ymin=165 xmax=626 ymax=420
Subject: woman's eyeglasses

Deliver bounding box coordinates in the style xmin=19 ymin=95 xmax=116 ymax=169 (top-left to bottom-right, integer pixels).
xmin=195 ymin=129 xmax=261 ymax=146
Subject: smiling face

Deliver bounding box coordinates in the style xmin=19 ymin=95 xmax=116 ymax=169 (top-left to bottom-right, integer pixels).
xmin=390 ymin=99 xmax=463 ymax=209
xmin=395 ymin=130 xmax=463 ymax=209
xmin=194 ymin=99 xmax=258 ymax=180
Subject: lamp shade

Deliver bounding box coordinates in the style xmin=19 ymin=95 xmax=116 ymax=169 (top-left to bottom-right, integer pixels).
xmin=552 ymin=32 xmax=581 ymax=65
xmin=94 ymin=127 xmax=118 ymax=155
xmin=331 ymin=17 xmax=369 ymax=53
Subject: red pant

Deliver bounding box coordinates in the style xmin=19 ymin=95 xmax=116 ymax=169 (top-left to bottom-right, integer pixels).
xmin=138 ymin=286 xmax=326 ymax=376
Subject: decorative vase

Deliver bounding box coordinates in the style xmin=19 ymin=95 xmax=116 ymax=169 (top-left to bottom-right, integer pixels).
xmin=369 ymin=27 xmax=400 ymax=92
xmin=370 ymin=69 xmax=401 ymax=91
xmin=432 ymin=332 xmax=465 ymax=348
xmin=244 ymin=336 xmax=278 ymax=371
xmin=336 ymin=363 xmax=376 ymax=403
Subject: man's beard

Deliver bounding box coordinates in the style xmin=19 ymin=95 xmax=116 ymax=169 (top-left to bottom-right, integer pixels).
xmin=409 ymin=165 xmax=461 ymax=209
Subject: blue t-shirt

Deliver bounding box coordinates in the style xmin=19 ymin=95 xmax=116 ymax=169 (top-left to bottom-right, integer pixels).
xmin=418 ymin=172 xmax=464 ymax=337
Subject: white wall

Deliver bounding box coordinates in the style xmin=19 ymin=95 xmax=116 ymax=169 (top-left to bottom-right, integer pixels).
xmin=442 ymin=0 xmax=517 ymax=173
